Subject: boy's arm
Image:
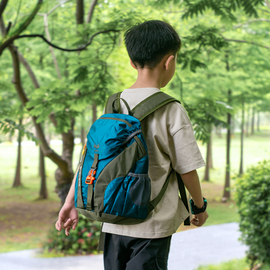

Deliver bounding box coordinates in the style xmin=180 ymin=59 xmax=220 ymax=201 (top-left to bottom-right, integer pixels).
xmin=55 ymin=170 xmax=79 ymax=236
xmin=180 ymin=169 xmax=208 ymax=227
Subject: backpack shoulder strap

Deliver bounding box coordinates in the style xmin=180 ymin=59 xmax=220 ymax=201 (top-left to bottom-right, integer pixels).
xmin=133 ymin=92 xmax=190 ymax=225
xmin=177 ymin=173 xmax=191 ymax=226
xmin=148 ymin=171 xmax=190 ymax=226
xmin=105 ymin=92 xmax=122 ymax=114
xmin=131 ymin=92 xmax=180 ymax=121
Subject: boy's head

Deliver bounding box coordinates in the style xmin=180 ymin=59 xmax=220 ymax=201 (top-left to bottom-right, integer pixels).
xmin=124 ymin=20 xmax=181 ymax=69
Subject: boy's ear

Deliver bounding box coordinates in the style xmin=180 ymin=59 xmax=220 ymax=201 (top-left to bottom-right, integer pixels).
xmin=164 ymin=55 xmax=175 ymax=70
xmin=130 ymin=59 xmax=137 ymax=69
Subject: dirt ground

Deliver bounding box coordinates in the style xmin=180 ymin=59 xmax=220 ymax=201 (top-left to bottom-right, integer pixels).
xmin=0 ymin=192 xmax=60 ymax=250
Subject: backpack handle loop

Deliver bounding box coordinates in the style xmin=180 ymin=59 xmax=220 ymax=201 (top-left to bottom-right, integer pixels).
xmin=112 ymin=97 xmax=133 ymax=116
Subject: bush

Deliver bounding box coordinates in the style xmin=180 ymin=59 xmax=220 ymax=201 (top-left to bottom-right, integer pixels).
xmin=235 ymin=160 xmax=270 ymax=268
xmin=43 ymin=214 xmax=101 ymax=256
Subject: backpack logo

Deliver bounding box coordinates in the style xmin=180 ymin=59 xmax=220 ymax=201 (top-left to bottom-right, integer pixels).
xmin=94 ymin=144 xmax=99 ymax=152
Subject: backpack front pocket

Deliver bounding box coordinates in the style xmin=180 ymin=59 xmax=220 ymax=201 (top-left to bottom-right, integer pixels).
xmin=103 ymin=173 xmax=151 ymax=219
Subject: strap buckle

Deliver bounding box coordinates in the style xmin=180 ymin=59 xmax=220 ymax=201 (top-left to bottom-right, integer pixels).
xmin=85 ymin=168 xmax=96 ymax=185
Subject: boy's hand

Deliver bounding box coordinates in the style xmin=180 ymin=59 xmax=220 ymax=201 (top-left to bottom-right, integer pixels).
xmin=55 ymin=202 xmax=78 ymax=236
xmin=191 ymin=210 xmax=208 ymax=227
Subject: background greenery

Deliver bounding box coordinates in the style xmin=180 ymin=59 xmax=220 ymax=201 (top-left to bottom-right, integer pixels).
xmin=0 ymin=0 xmax=270 ymax=268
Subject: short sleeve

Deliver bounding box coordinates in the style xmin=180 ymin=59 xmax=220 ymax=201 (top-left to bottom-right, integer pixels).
xmin=166 ymin=103 xmax=205 ymax=174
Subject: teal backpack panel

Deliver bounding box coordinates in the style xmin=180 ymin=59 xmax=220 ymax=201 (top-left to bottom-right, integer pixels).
xmin=74 ymin=112 xmax=150 ymax=222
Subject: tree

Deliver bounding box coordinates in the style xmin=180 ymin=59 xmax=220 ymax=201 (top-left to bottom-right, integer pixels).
xmin=182 ymin=0 xmax=265 ymax=20
xmin=175 ymin=0 xmax=270 ymax=201
xmin=239 ymin=100 xmax=245 ymax=175
xmin=39 ymin=145 xmax=48 ymax=199
xmin=0 ymin=0 xmax=139 ymax=203
xmin=203 ymin=125 xmax=213 ymax=181
xmin=12 ymin=116 xmax=23 ymax=187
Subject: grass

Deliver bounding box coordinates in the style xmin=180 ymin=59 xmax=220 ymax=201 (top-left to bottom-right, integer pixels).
xmin=197 ymin=129 xmax=270 ymax=186
xmin=0 ymin=129 xmax=270 ymax=253
xmin=196 ymin=259 xmax=270 ymax=270
xmin=196 ymin=258 xmax=249 ymax=270
xmin=204 ymin=202 xmax=239 ymax=225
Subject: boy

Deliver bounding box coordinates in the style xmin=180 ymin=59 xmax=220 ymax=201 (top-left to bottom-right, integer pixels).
xmin=56 ymin=20 xmax=208 ymax=270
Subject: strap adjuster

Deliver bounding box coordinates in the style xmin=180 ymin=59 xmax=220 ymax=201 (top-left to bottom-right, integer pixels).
xmin=85 ymin=169 xmax=96 ymax=185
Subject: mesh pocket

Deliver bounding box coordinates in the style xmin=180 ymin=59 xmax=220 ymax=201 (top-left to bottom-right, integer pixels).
xmin=103 ymin=173 xmax=151 ymax=219
xmin=128 ymin=173 xmax=151 ymax=207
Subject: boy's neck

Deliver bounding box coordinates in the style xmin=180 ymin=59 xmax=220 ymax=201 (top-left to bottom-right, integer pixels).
xmin=129 ymin=67 xmax=163 ymax=89
xmin=128 ymin=53 xmax=175 ymax=89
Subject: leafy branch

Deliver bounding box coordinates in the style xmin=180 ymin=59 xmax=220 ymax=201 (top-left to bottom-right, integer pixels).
xmin=178 ymin=25 xmax=229 ymax=72
xmin=182 ymin=0 xmax=265 ymax=20
xmin=220 ymin=34 xmax=270 ymax=50
xmin=1 ymin=29 xmax=120 ymax=55
xmin=38 ymin=0 xmax=71 ymax=16
xmin=0 ymin=0 xmax=43 ymax=55
xmin=185 ymin=97 xmax=231 ymax=143
xmin=0 ymin=119 xmax=38 ymax=141
xmin=234 ymin=18 xmax=270 ymax=28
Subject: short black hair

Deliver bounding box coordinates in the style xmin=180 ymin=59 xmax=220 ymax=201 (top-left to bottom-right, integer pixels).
xmin=124 ymin=20 xmax=181 ymax=69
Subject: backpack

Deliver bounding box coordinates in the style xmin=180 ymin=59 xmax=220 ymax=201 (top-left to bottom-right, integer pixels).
xmin=74 ymin=92 xmax=190 ymax=226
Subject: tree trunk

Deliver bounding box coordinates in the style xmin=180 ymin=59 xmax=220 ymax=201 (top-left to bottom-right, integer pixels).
xmin=8 ymin=131 xmax=12 ymax=142
xmin=13 ymin=117 xmax=22 ymax=187
xmin=81 ymin=112 xmax=86 ymax=147
xmin=216 ymin=126 xmax=222 ymax=138
xmin=251 ymin=106 xmax=255 ymax=135
xmin=0 ymin=0 xmax=9 ymax=20
xmin=222 ymin=53 xmax=231 ymax=201
xmin=223 ymin=103 xmax=231 ymax=200
xmin=209 ymin=130 xmax=213 ymax=169
xmin=8 ymin=44 xmax=74 ymax=204
xmin=86 ymin=0 xmax=98 ymax=23
xmin=246 ymin=105 xmax=250 ymax=137
xmin=203 ymin=125 xmax=212 ymax=181
xmin=39 ymin=145 xmax=48 ymax=199
xmin=53 ymin=118 xmax=75 ymax=204
xmin=239 ymin=100 xmax=245 ymax=176
xmin=257 ymin=111 xmax=260 ymax=131
xmin=76 ymin=0 xmax=84 ymax=24
xmin=43 ymin=14 xmax=62 ymax=79
xmin=92 ymin=103 xmax=97 ymax=122
xmin=231 ymin=117 xmax=234 ymax=136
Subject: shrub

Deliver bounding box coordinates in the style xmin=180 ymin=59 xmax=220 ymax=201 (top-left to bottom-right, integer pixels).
xmin=235 ymin=160 xmax=270 ymax=268
xmin=43 ymin=214 xmax=101 ymax=256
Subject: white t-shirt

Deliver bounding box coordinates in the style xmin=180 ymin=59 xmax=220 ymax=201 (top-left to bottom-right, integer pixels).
xmin=102 ymin=87 xmax=205 ymax=238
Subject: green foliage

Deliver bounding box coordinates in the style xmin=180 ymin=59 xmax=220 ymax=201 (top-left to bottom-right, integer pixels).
xmin=235 ymin=160 xmax=270 ymax=267
xmin=179 ymin=25 xmax=229 ymax=72
xmin=182 ymin=0 xmax=265 ymax=21
xmin=184 ymin=98 xmax=230 ymax=143
xmin=0 ymin=79 xmax=36 ymax=140
xmin=26 ymin=80 xmax=78 ymax=133
xmin=185 ymin=25 xmax=229 ymax=51
xmin=0 ymin=119 xmax=37 ymax=141
xmin=43 ymin=214 xmax=101 ymax=255
xmin=0 ymin=81 xmax=16 ymax=119
xmin=0 ymin=0 xmax=43 ymax=53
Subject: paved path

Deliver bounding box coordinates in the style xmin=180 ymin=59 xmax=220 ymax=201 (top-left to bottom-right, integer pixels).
xmin=0 ymin=222 xmax=247 ymax=270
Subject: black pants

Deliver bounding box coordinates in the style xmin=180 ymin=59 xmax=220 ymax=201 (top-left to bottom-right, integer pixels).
xmin=103 ymin=233 xmax=172 ymax=270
